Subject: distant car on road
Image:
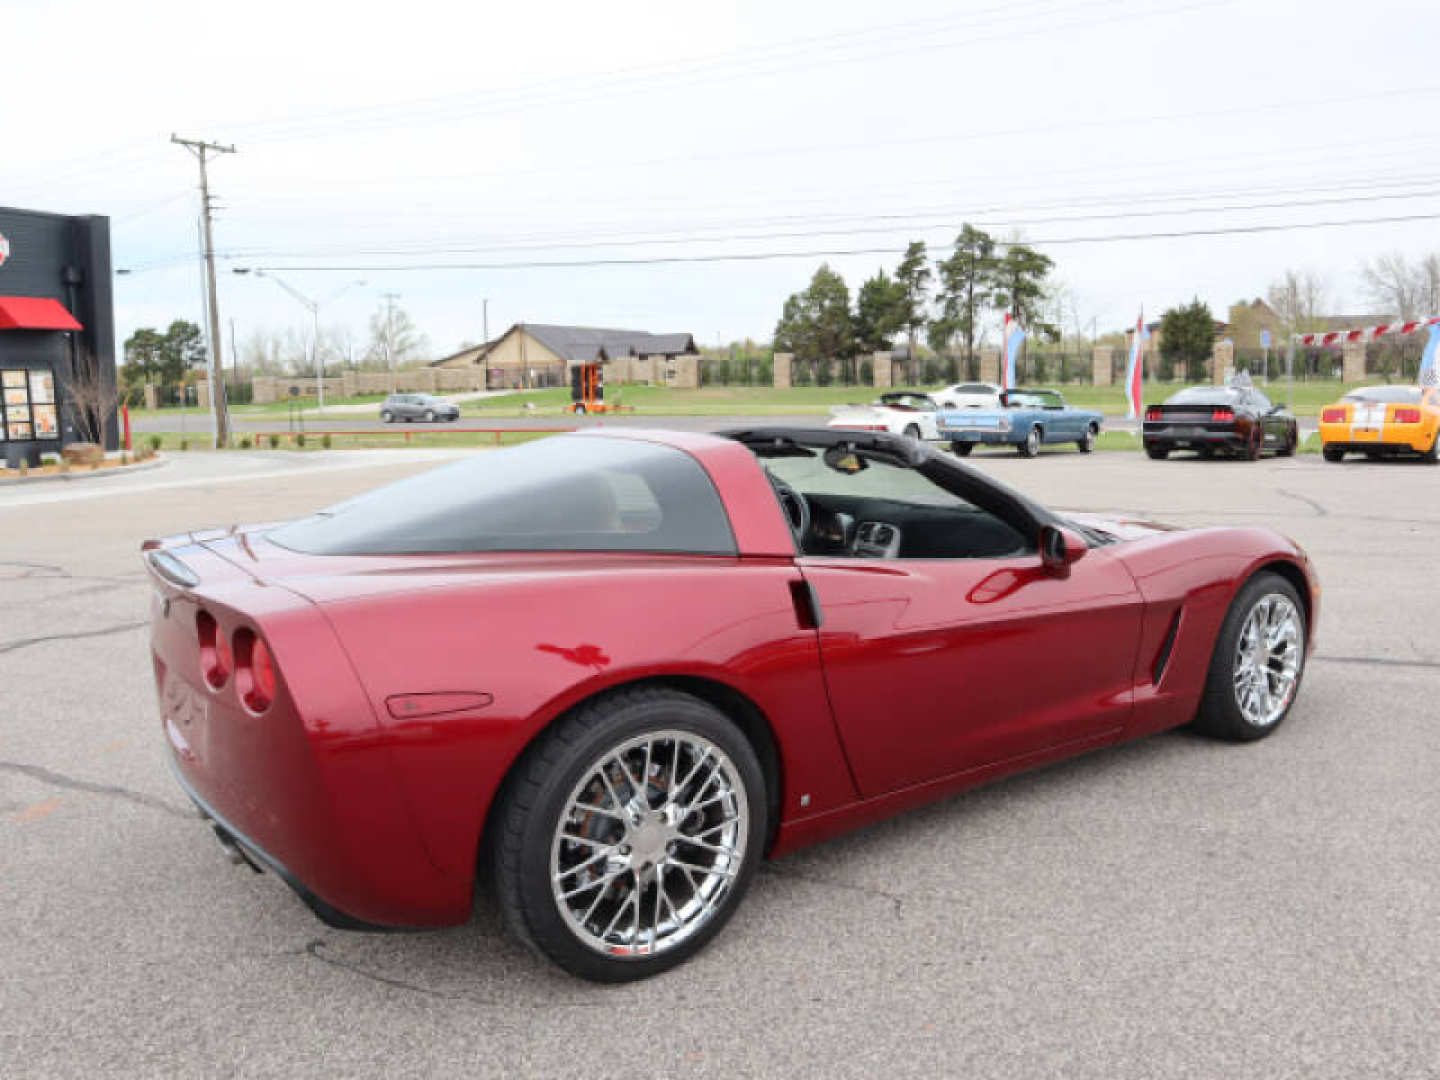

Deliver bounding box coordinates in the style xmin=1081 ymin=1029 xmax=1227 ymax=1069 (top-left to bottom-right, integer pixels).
xmin=934 ymin=382 xmax=1002 ymax=410
xmin=380 ymin=394 xmax=460 ymax=424
xmin=827 ymin=391 xmax=942 ymax=441
xmin=1317 ymin=385 xmax=1440 ymax=463
xmin=938 ymin=388 xmax=1103 ymax=457
xmin=1143 ymin=385 xmax=1297 ymax=460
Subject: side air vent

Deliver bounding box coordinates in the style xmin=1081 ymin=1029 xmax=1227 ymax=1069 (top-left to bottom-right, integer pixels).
xmin=1152 ymin=608 xmax=1182 ymax=686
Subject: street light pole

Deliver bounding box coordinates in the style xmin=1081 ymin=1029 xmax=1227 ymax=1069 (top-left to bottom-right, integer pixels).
xmin=233 ymin=269 xmax=365 ymax=412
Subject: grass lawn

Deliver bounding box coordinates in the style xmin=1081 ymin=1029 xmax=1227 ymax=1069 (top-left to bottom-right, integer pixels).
xmin=127 ymin=379 xmax=1364 ymax=426
xmin=137 ymin=430 xmax=554 ymax=452
xmin=461 ymin=380 xmax=1362 ymax=418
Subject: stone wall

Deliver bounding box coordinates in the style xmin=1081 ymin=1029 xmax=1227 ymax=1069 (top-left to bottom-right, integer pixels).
xmin=870 ymin=351 xmax=893 ymax=388
xmin=1210 ymin=340 xmax=1236 ymax=382
xmin=979 ymin=348 xmax=1000 ymax=384
xmin=1091 ymin=346 xmax=1113 ymax=386
xmin=1342 ymin=341 xmax=1366 ymax=382
xmin=251 ymin=367 xmax=486 ymax=403
xmin=773 ymin=352 xmax=793 ymax=389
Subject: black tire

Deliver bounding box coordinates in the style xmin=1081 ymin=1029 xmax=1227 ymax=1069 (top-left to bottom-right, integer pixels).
xmin=1421 ymin=433 xmax=1439 ymax=463
xmin=1077 ymin=423 xmax=1097 ymax=453
xmin=1275 ymin=427 xmax=1297 ymax=457
xmin=1192 ymin=572 xmax=1307 ymax=742
xmin=951 ymin=442 xmax=974 ymax=457
xmin=1197 ymin=446 xmax=1216 ymax=459
xmin=489 ymin=687 xmax=767 ymax=982
xmin=903 ymin=423 xmax=921 ymax=441
xmin=1145 ymin=443 xmax=1170 ymax=460
xmin=424 ymin=409 xmax=436 ymax=423
xmin=1322 ymin=444 xmax=1345 ymax=463
xmin=1018 ymin=426 xmax=1041 ymax=458
xmin=380 ymin=410 xmax=393 ymax=423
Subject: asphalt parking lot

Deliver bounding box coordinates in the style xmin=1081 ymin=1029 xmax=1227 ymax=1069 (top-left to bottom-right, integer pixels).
xmin=2 ymin=442 xmax=1437 ymax=1079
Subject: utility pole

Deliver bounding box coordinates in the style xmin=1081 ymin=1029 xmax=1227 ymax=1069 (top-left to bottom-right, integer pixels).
xmin=382 ymin=292 xmax=401 ymax=392
xmin=172 ymin=134 xmax=236 ymax=446
xmin=482 ymin=298 xmax=489 ymax=345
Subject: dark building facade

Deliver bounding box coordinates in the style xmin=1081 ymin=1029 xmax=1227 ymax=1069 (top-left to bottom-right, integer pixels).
xmin=0 ymin=206 xmax=118 ymax=466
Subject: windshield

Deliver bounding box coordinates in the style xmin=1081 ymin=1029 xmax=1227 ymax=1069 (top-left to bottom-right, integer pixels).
xmin=269 ymin=436 xmax=736 ymax=555
xmin=1005 ymin=391 xmax=1063 ymax=408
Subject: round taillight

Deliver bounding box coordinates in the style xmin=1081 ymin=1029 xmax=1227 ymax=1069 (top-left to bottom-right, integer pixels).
xmin=235 ymin=630 xmax=278 ymax=713
xmin=197 ymin=611 xmax=231 ymax=689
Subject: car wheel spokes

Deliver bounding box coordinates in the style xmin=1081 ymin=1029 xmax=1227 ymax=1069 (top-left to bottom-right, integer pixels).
xmin=1231 ymin=594 xmax=1302 ymax=728
xmin=551 ymin=731 xmax=748 ymax=958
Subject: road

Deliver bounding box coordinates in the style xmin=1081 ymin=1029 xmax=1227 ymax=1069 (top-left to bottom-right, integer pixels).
xmin=1 ymin=445 xmax=1436 ymax=1078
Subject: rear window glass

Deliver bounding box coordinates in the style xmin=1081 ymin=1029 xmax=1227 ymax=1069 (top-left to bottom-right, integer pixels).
xmin=1343 ymin=387 xmax=1421 ymax=404
xmin=1166 ymin=387 xmax=1238 ymax=405
xmin=269 ymin=436 xmax=736 ymax=555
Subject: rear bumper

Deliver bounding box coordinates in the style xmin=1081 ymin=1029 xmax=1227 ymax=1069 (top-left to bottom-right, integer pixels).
xmin=1142 ymin=424 xmax=1244 ymax=447
xmin=1318 ymin=421 xmax=1433 ymax=453
xmin=171 ymin=763 xmax=400 ymax=932
xmin=942 ymin=430 xmax=1015 ymax=445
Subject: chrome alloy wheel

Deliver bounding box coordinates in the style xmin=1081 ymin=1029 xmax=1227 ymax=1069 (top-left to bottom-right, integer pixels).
xmin=550 ymin=731 xmax=749 ymax=958
xmin=1231 ymin=593 xmax=1303 ymax=728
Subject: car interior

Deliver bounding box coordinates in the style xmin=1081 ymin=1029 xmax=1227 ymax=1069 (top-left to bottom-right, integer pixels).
xmin=750 ymin=440 xmax=1034 ymax=560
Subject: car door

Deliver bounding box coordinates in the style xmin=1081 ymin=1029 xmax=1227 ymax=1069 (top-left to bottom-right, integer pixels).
xmin=767 ymin=451 xmax=1145 ymax=799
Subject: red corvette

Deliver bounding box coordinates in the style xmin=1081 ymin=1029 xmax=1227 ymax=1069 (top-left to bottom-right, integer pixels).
xmin=145 ymin=427 xmax=1317 ymax=981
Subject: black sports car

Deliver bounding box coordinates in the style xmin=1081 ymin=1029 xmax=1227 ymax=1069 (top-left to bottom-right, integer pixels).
xmin=1143 ymin=385 xmax=1298 ymax=460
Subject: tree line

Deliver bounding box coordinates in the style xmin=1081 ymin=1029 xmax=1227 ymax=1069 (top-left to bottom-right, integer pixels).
xmin=772 ymin=227 xmax=1059 ymax=381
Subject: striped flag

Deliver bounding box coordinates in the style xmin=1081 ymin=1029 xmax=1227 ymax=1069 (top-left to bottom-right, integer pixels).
xmin=1124 ymin=310 xmax=1144 ymax=420
xmin=1002 ymin=312 xmax=1025 ymax=391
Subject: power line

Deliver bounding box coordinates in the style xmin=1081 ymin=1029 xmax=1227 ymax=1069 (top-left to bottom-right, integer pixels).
xmin=230 ymin=211 xmax=1440 ymax=273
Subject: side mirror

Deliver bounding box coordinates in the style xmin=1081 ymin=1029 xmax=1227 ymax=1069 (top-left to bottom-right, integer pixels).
xmin=1039 ymin=524 xmax=1086 ymax=576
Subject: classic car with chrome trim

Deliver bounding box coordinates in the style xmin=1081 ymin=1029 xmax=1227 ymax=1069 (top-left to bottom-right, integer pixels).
xmin=937 ymin=388 xmax=1103 ymax=457
xmin=827 ymin=391 xmax=942 ymax=441
xmin=1317 ymin=385 xmax=1440 ymax=462
xmin=145 ymin=427 xmax=1316 ymax=981
xmin=1143 ymin=385 xmax=1298 ymax=460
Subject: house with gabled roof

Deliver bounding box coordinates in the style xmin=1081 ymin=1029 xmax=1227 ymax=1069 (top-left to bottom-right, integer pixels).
xmin=433 ymin=322 xmax=700 ymax=389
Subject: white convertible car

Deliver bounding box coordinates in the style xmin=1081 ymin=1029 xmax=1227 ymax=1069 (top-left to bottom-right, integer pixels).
xmin=934 ymin=382 xmax=1003 ymax=410
xmin=827 ymin=391 xmax=942 ymax=441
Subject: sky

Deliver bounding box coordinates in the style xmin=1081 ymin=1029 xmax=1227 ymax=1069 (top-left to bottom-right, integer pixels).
xmin=6 ymin=0 xmax=1440 ymax=361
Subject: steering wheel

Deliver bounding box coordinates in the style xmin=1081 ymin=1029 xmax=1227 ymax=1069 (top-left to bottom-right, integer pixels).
xmin=767 ymin=473 xmax=811 ymax=546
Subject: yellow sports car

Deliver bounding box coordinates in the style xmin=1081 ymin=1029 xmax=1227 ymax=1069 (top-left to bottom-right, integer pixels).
xmin=1318 ymin=385 xmax=1440 ymax=463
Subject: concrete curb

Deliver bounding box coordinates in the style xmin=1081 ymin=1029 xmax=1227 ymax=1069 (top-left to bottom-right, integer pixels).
xmin=0 ymin=455 xmax=169 ymax=488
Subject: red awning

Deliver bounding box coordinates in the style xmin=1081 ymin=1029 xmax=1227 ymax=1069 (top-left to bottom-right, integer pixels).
xmin=0 ymin=296 xmax=83 ymax=331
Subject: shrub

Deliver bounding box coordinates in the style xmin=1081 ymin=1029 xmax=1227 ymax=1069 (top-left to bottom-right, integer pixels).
xmin=62 ymin=442 xmax=104 ymax=467
xmin=321 ymin=433 xmax=332 ymax=449
xmin=267 ymin=433 xmax=280 ymax=449
xmin=180 ymin=439 xmax=190 ymax=451
xmin=147 ymin=435 xmax=162 ymax=452
xmin=239 ymin=436 xmax=253 ymax=449
xmin=295 ymin=433 xmax=306 ymax=448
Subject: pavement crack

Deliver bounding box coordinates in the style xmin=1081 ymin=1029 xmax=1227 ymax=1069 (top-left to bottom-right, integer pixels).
xmin=0 ymin=761 xmax=192 ymax=818
xmin=301 ymin=939 xmax=602 ymax=1007
xmin=0 ymin=621 xmax=147 ymax=656
xmin=1275 ymin=488 xmax=1328 ymax=516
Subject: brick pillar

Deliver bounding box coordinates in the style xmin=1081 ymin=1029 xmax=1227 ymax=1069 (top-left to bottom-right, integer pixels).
xmin=1211 ymin=340 xmax=1235 ymax=382
xmin=773 ymin=352 xmax=793 ymax=390
xmin=1091 ymin=346 xmax=1113 ymax=386
xmin=1341 ymin=341 xmax=1366 ymax=382
xmin=979 ymin=348 xmax=1000 ymax=384
xmin=143 ymin=384 xmax=157 ymax=409
xmin=195 ymin=379 xmax=210 ymax=408
xmin=341 ymin=370 xmax=357 ymax=397
xmin=871 ymin=350 xmax=892 ymax=388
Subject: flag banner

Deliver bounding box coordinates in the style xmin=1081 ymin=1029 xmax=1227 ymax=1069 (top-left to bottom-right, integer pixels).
xmin=1421 ymin=323 xmax=1440 ymax=387
xmin=1124 ymin=311 xmax=1144 ymax=420
xmin=1299 ymin=316 xmax=1440 ymax=347
xmin=1002 ymin=312 xmax=1025 ymax=391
